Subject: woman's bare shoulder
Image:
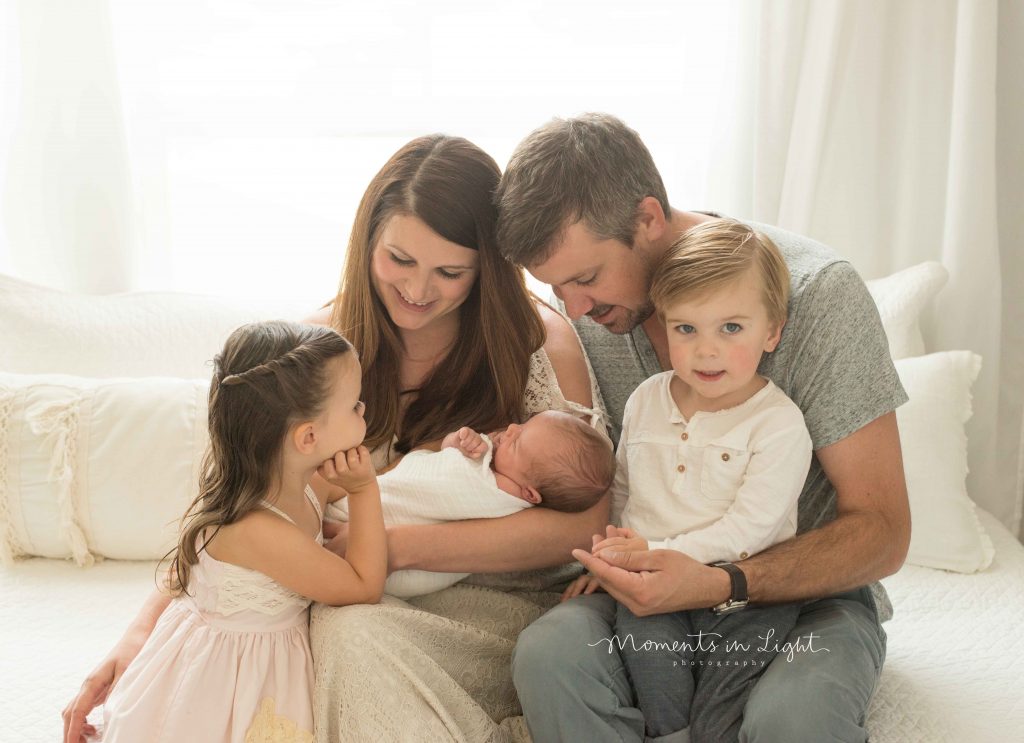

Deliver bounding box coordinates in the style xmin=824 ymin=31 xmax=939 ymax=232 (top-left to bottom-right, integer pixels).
xmin=303 ymin=304 xmax=333 ymax=327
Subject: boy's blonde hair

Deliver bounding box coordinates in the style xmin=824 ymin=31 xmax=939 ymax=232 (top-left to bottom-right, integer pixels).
xmin=650 ymin=219 xmax=790 ymax=328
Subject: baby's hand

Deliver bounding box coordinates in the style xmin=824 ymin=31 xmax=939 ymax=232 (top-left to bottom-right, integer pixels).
xmin=442 ymin=427 xmax=487 ymax=459
xmin=561 ymin=573 xmax=604 ymax=601
xmin=317 ymin=446 xmax=377 ymax=495
xmin=592 ymin=525 xmax=648 ymax=555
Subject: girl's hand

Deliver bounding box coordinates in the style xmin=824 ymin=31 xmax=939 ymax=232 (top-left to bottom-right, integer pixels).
xmin=561 ymin=572 xmax=604 ymax=601
xmin=317 ymin=445 xmax=377 ymax=495
xmin=441 ymin=427 xmax=487 ymax=459
xmin=62 ymin=634 xmax=144 ymax=743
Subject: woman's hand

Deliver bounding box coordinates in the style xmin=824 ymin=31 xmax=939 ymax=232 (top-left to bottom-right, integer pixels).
xmin=322 ymin=520 xmax=349 ymax=557
xmin=561 ymin=572 xmax=604 ymax=601
xmin=317 ymin=446 xmax=377 ymax=495
xmin=61 ymin=633 xmax=145 ymax=742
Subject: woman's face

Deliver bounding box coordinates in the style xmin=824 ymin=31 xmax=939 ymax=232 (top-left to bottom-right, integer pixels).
xmin=370 ymin=214 xmax=480 ymax=333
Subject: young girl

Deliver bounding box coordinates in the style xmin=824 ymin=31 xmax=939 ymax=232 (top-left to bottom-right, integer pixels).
xmin=98 ymin=320 xmax=387 ymax=743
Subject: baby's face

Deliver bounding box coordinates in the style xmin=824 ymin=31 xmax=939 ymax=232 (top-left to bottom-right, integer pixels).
xmin=489 ymin=411 xmax=566 ymax=490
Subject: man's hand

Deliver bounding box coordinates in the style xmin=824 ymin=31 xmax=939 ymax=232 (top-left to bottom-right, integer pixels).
xmin=441 ymin=427 xmax=488 ymax=459
xmin=572 ymin=547 xmax=731 ymax=617
xmin=317 ymin=446 xmax=377 ymax=495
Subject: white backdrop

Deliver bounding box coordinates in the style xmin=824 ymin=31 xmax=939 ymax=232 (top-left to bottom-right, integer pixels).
xmin=705 ymin=0 xmax=1023 ymax=536
xmin=1 ymin=0 xmax=1021 ymax=535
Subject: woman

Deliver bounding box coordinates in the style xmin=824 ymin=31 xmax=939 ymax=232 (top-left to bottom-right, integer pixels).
xmin=62 ymin=135 xmax=606 ymax=743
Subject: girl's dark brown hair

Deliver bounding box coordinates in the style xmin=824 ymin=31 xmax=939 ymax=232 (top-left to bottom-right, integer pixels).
xmin=329 ymin=135 xmax=545 ymax=456
xmin=163 ymin=320 xmax=354 ymax=596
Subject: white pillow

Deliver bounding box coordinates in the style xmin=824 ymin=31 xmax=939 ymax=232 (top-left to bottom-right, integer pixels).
xmin=0 ymin=372 xmax=209 ymax=565
xmin=865 ymin=262 xmax=948 ymax=360
xmin=0 ymin=272 xmax=311 ymax=379
xmin=895 ymin=351 xmax=993 ymax=573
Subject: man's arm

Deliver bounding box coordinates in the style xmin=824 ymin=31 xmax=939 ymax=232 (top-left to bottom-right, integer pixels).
xmin=738 ymin=411 xmax=910 ymax=602
xmin=582 ymin=412 xmax=910 ymax=615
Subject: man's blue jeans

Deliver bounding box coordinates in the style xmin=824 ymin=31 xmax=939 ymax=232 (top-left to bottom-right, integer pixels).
xmin=512 ymin=588 xmax=886 ymax=743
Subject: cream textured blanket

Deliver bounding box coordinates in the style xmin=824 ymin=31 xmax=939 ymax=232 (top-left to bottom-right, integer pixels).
xmin=326 ymin=436 xmax=530 ymax=598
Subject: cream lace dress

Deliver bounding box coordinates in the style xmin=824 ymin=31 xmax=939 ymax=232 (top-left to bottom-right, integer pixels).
xmin=309 ymin=347 xmax=605 ymax=743
xmin=102 ymin=487 xmax=324 ymax=743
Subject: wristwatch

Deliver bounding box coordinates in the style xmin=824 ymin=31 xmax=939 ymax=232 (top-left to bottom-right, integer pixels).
xmin=709 ymin=561 xmax=749 ymax=615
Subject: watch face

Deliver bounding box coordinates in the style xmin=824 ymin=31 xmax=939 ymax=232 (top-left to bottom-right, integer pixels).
xmin=713 ymin=600 xmax=749 ymax=616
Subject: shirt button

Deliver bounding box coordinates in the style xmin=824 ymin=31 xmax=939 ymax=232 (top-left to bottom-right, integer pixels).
xmin=740 ymin=551 xmax=749 ymax=560
xmin=677 ymin=464 xmax=685 ymax=473
xmin=681 ymin=432 xmax=689 ymax=441
xmin=721 ymin=452 xmax=731 ymax=462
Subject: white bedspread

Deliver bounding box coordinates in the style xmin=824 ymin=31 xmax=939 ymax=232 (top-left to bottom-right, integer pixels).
xmin=1 ymin=510 xmax=1021 ymax=742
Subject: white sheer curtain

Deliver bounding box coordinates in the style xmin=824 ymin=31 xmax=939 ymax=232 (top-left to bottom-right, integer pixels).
xmin=2 ymin=1 xmax=1020 ymax=530
xmin=0 ymin=0 xmax=736 ymax=302
xmin=707 ymin=0 xmax=1024 ymax=536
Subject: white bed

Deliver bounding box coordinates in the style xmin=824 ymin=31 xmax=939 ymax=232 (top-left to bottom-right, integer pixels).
xmin=1 ymin=508 xmax=1022 ymax=742
xmin=2 ymin=265 xmax=1022 ymax=741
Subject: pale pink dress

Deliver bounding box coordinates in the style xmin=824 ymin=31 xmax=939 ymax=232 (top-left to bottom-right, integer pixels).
xmin=101 ymin=487 xmax=323 ymax=743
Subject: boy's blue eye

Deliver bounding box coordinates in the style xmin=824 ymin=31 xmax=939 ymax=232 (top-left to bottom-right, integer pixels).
xmin=723 ymin=323 xmax=742 ymax=334
xmin=675 ymin=324 xmax=696 ymax=335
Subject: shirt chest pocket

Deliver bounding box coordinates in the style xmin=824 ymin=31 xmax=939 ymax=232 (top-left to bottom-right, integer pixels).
xmin=700 ymin=444 xmax=750 ymax=501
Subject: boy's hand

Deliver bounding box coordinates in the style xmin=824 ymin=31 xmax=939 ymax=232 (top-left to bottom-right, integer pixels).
xmin=561 ymin=573 xmax=604 ymax=601
xmin=592 ymin=524 xmax=648 ymax=554
xmin=317 ymin=446 xmax=377 ymax=495
xmin=441 ymin=427 xmax=488 ymax=459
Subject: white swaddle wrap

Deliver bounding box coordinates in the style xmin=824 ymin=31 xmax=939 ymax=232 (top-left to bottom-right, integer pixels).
xmin=325 ymin=435 xmax=531 ymax=598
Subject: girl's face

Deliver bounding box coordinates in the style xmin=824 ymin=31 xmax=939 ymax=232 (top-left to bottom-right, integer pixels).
xmin=316 ymin=356 xmax=366 ymax=456
xmin=370 ymin=214 xmax=479 ymax=334
xmin=664 ymin=267 xmax=782 ymax=412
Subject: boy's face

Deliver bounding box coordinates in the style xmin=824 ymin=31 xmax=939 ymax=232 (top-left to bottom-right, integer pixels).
xmin=663 ymin=267 xmax=783 ymax=412
xmin=527 ymin=222 xmax=657 ymax=335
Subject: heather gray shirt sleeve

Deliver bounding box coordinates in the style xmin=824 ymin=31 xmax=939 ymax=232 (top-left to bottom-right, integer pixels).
xmin=762 ymin=261 xmax=908 ymax=450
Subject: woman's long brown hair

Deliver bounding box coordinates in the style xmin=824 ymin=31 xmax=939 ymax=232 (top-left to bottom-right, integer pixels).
xmin=163 ymin=321 xmax=354 ymax=596
xmin=330 ymin=135 xmax=545 ymax=455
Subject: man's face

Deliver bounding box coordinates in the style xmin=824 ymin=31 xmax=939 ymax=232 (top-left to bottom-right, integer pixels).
xmin=527 ymin=221 xmax=656 ymax=335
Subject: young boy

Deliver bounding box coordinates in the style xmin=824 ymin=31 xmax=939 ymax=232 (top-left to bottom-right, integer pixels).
xmin=564 ymin=219 xmax=812 ymax=741
xmin=329 ymin=409 xmax=615 ymax=597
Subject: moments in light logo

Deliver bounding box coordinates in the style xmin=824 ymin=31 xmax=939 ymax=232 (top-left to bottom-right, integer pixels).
xmin=589 ymin=629 xmax=830 ymax=663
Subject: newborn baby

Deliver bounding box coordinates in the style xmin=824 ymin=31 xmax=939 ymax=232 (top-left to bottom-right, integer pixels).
xmin=327 ymin=410 xmax=615 ymax=597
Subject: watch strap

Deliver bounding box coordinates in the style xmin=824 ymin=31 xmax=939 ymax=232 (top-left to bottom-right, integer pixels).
xmin=710 ymin=561 xmax=748 ymax=605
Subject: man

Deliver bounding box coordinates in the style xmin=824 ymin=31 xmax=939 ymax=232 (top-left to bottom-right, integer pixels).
xmin=496 ymin=113 xmax=910 ymax=742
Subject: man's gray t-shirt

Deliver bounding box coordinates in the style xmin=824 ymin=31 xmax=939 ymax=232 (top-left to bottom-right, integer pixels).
xmin=566 ymin=220 xmax=907 ymax=622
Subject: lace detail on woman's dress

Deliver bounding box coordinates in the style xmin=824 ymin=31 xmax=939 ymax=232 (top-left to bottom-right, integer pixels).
xmin=525 ymin=346 xmax=609 ymax=433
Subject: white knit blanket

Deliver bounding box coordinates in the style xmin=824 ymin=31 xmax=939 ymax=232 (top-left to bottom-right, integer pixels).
xmin=326 ymin=437 xmax=530 ymax=598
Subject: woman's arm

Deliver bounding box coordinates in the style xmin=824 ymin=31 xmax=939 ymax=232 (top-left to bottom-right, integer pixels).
xmin=377 ymin=304 xmax=607 ymax=574
xmin=537 ymin=303 xmax=593 ymax=408
xmin=62 ymin=588 xmax=171 ymax=743
xmin=388 ymin=493 xmax=609 ymax=573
